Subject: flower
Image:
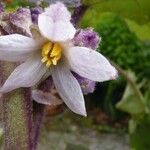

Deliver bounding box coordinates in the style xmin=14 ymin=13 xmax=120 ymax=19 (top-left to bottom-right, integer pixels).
xmin=73 ymin=72 xmax=96 ymax=95
xmin=73 ymin=28 xmax=100 ymax=94
xmin=0 ymin=2 xmax=117 ymax=116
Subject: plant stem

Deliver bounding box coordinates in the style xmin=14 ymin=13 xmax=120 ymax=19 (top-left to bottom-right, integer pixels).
xmin=1 ymin=62 xmax=33 ymax=150
xmin=32 ymin=102 xmax=45 ymax=150
xmin=71 ymin=4 xmax=88 ymax=26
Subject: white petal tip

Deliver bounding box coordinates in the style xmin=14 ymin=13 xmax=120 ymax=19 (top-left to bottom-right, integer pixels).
xmin=72 ymin=108 xmax=87 ymax=117
xmin=82 ymin=112 xmax=87 ymax=117
xmin=110 ymin=67 xmax=118 ymax=80
xmin=0 ymin=87 xmax=8 ymax=94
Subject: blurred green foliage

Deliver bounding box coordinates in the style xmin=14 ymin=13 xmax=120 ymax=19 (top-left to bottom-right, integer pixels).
xmin=81 ymin=12 xmax=149 ymax=122
xmin=126 ymin=20 xmax=150 ymax=41
xmin=82 ymin=12 xmax=149 ymax=79
xmin=130 ymin=115 xmax=150 ymax=150
xmin=96 ymin=13 xmax=144 ymax=71
xmin=5 ymin=0 xmax=31 ymax=8
xmin=81 ymin=2 xmax=150 ymax=149
xmin=82 ymin=0 xmax=150 ymax=24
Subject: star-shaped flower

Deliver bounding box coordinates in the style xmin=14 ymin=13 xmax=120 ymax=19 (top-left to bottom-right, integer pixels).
xmin=0 ymin=2 xmax=117 ymax=116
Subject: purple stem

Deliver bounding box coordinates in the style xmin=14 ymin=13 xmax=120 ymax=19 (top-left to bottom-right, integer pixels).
xmin=1 ymin=62 xmax=33 ymax=150
xmin=71 ymin=4 xmax=88 ymax=26
xmin=32 ymin=102 xmax=45 ymax=150
xmin=23 ymin=88 xmax=33 ymax=150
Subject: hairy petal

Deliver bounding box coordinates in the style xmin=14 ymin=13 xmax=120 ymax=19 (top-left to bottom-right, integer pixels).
xmin=0 ymin=34 xmax=42 ymax=62
xmin=68 ymin=47 xmax=118 ymax=82
xmin=0 ymin=56 xmax=47 ymax=93
xmin=51 ymin=62 xmax=87 ymax=116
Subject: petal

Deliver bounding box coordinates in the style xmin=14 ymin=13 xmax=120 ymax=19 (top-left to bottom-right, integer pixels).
xmin=38 ymin=14 xmax=54 ymax=41
xmin=45 ymin=2 xmax=71 ymax=22
xmin=32 ymin=90 xmax=63 ymax=105
xmin=53 ymin=21 xmax=76 ymax=42
xmin=38 ymin=13 xmax=75 ymax=42
xmin=68 ymin=47 xmax=118 ymax=82
xmin=51 ymin=62 xmax=87 ymax=116
xmin=0 ymin=56 xmax=47 ymax=93
xmin=0 ymin=34 xmax=42 ymax=62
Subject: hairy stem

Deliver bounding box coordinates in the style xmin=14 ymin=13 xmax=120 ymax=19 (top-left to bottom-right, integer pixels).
xmin=1 ymin=62 xmax=33 ymax=150
xmin=32 ymin=102 xmax=45 ymax=150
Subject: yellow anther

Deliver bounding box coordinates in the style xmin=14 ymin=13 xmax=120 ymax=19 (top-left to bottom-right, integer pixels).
xmin=41 ymin=42 xmax=62 ymax=67
xmin=50 ymin=43 xmax=61 ymax=57
xmin=41 ymin=56 xmax=48 ymax=63
xmin=42 ymin=42 xmax=52 ymax=57
xmin=46 ymin=60 xmax=52 ymax=68
xmin=52 ymin=58 xmax=58 ymax=65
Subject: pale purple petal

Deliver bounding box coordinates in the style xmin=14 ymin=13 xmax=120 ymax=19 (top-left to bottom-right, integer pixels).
xmin=38 ymin=2 xmax=75 ymax=42
xmin=38 ymin=14 xmax=75 ymax=42
xmin=0 ymin=56 xmax=47 ymax=93
xmin=38 ymin=14 xmax=53 ymax=40
xmin=68 ymin=47 xmax=118 ymax=82
xmin=45 ymin=2 xmax=71 ymax=22
xmin=72 ymin=72 xmax=96 ymax=95
xmin=52 ymin=20 xmax=76 ymax=42
xmin=0 ymin=34 xmax=43 ymax=62
xmin=51 ymin=62 xmax=87 ymax=116
xmin=32 ymin=90 xmax=62 ymax=105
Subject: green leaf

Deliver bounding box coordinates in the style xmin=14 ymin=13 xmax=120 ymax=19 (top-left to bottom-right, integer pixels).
xmin=116 ymin=72 xmax=146 ymax=116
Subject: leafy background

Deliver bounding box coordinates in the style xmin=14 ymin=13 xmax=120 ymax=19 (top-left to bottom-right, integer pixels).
xmin=80 ymin=0 xmax=150 ymax=150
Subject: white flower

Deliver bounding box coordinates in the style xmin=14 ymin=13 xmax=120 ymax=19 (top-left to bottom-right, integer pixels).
xmin=0 ymin=2 xmax=117 ymax=116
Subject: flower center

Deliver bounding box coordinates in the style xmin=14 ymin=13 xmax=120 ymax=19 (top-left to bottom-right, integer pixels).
xmin=41 ymin=42 xmax=62 ymax=68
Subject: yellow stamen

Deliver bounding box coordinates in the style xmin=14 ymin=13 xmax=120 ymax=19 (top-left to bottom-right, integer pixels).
xmin=41 ymin=42 xmax=62 ymax=67
xmin=41 ymin=56 xmax=48 ymax=63
xmin=52 ymin=58 xmax=58 ymax=65
xmin=50 ymin=43 xmax=61 ymax=57
xmin=42 ymin=42 xmax=52 ymax=56
xmin=46 ymin=60 xmax=52 ymax=68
